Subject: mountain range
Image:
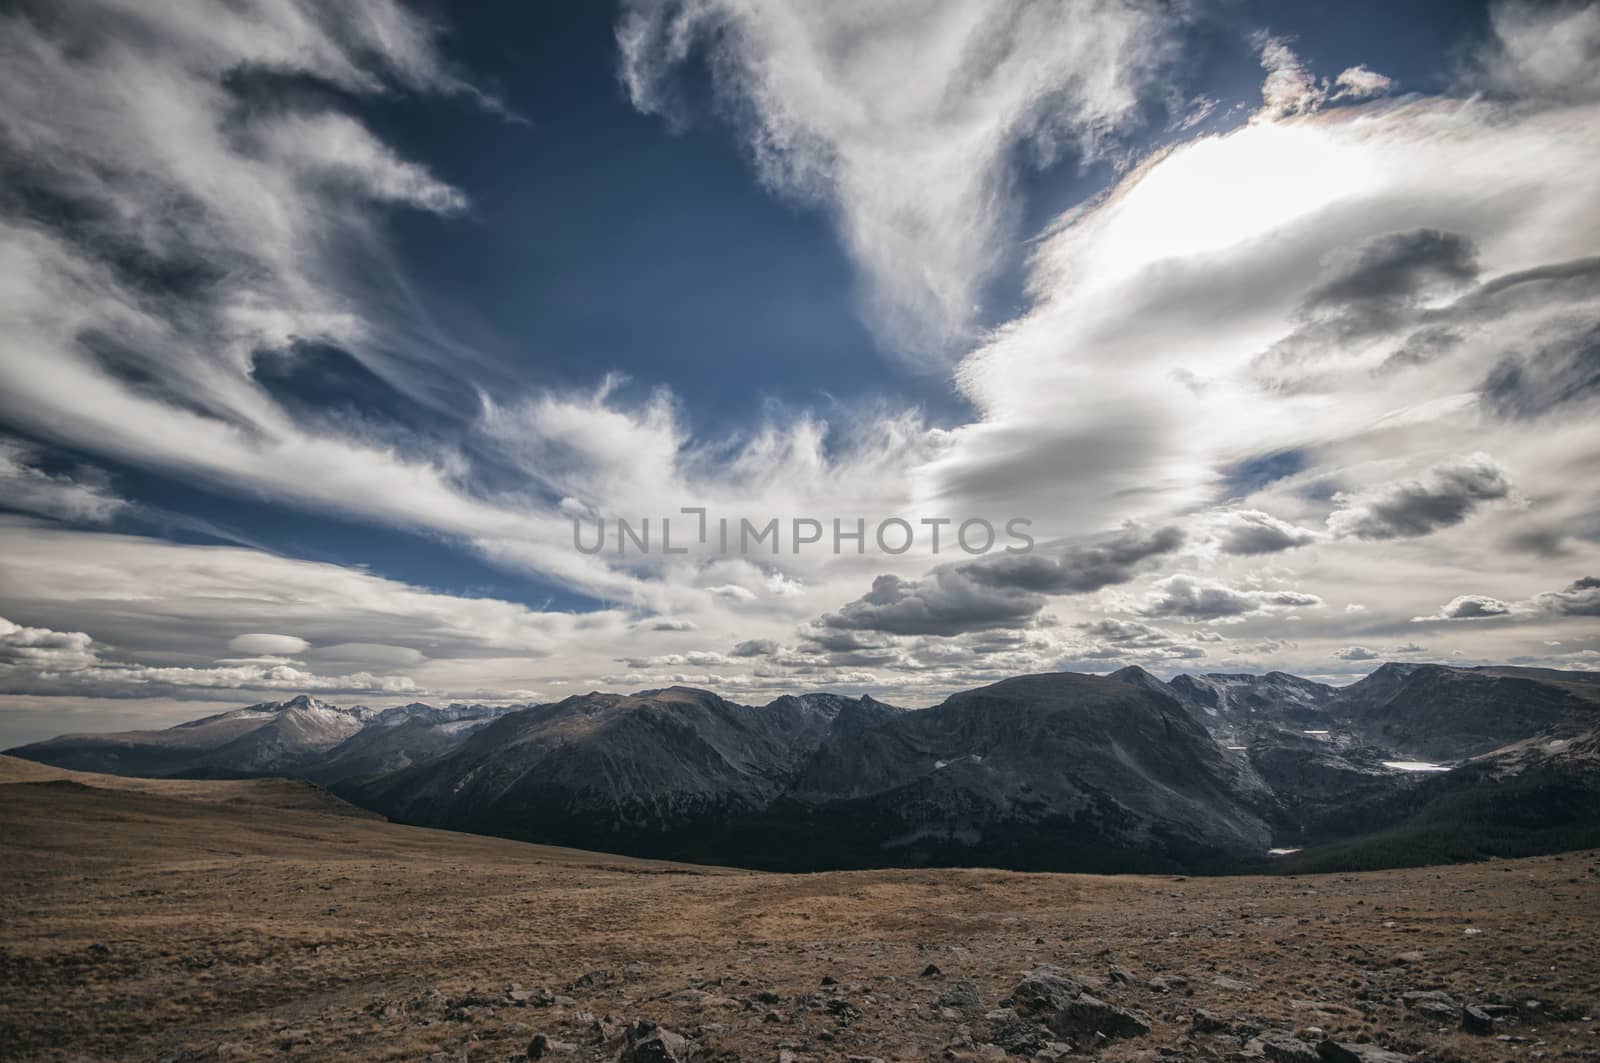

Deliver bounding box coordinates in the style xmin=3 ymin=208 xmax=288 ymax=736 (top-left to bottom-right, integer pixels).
xmin=10 ymin=662 xmax=1600 ymax=874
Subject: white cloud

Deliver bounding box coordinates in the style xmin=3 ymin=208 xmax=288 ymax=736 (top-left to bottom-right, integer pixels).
xmin=0 ymin=440 xmax=127 ymax=524
xmin=1326 ymin=453 xmax=1513 ymax=541
xmin=1254 ymin=33 xmax=1327 ymax=120
xmin=0 ymin=613 xmax=415 ymax=699
xmin=617 ymin=0 xmax=1178 ymax=362
xmin=1332 ymin=65 xmax=1393 ymax=101
xmin=3 ymin=0 xmax=1599 ymax=719
xmin=1476 ymin=0 xmax=1600 ymax=103
xmin=1411 ymin=594 xmax=1514 ymax=622
xmin=227 ymin=633 xmax=312 ymax=657
xmin=1210 ymin=509 xmax=1320 ymax=555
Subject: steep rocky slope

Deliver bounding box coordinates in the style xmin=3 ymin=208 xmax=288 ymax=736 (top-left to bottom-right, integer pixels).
xmin=351 ymin=673 xmax=1272 ymax=872
xmin=1326 ymin=663 xmax=1600 ymax=760
xmin=343 ymin=687 xmax=894 ymax=859
xmin=769 ymin=671 xmax=1273 ymax=872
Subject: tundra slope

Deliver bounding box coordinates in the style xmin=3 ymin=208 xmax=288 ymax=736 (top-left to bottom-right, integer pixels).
xmin=2 ymin=755 xmax=1598 ymax=1062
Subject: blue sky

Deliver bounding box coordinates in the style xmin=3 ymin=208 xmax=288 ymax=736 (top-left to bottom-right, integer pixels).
xmin=0 ymin=0 xmax=1597 ymax=744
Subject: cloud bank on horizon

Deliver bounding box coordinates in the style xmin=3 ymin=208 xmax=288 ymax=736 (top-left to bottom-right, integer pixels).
xmin=0 ymin=0 xmax=1597 ymax=741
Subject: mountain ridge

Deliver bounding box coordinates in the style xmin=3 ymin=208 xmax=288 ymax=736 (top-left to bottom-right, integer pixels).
xmin=10 ymin=662 xmax=1600 ymax=874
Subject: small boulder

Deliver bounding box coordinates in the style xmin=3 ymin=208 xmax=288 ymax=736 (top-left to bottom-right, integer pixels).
xmin=1010 ymin=966 xmax=1092 ymax=1017
xmin=1009 ymin=966 xmax=1147 ymax=1041
xmin=985 ymin=1013 xmax=1052 ymax=1056
xmin=1047 ymin=994 xmax=1150 ymax=1040
xmin=1400 ymin=989 xmax=1455 ymax=1009
xmin=618 ymin=1021 xmax=691 ymax=1063
xmin=1460 ymin=1004 xmax=1495 ymax=1035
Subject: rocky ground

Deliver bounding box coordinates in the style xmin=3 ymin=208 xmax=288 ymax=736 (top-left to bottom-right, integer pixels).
xmin=1 ymin=755 xmax=1597 ymax=1062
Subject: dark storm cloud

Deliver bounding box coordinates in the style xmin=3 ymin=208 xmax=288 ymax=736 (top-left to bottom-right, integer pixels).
xmin=1535 ymin=577 xmax=1600 ymax=617
xmin=818 ymin=570 xmax=1043 ymax=638
xmin=1326 ymin=453 xmax=1511 ymax=540
xmin=1480 ymin=321 xmax=1600 ymax=420
xmin=797 ymin=628 xmax=900 ymax=655
xmin=965 ymin=524 xmax=1184 ymax=593
xmin=1502 ymin=525 xmax=1575 ymax=559
xmin=1304 ymin=229 xmax=1481 ymax=311
xmin=1449 ymin=257 xmax=1600 ymax=318
xmin=1212 ymin=509 xmax=1319 ymax=555
xmin=813 ymin=524 xmax=1186 ymax=639
xmin=1255 ymin=229 xmax=1481 ymax=382
xmin=1373 ymin=325 xmax=1463 ymax=376
xmin=730 ymin=638 xmax=778 ymax=658
xmin=1078 ymin=618 xmax=1172 ymax=643
xmin=1138 ymin=574 xmax=1322 ymax=621
xmin=1072 ymin=618 xmax=1208 ymax=662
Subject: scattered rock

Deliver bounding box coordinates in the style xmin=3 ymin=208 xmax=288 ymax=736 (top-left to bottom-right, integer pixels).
xmin=1317 ymin=1040 xmax=1413 ymax=1062
xmin=1400 ymin=989 xmax=1455 ymax=1009
xmin=921 ymin=963 xmax=943 ymax=978
xmin=936 ymin=978 xmax=983 ymax=1016
xmin=566 ymin=969 xmax=613 ymax=991
xmin=526 ymin=1032 xmax=576 ymax=1058
xmin=1192 ymin=1007 xmax=1230 ymax=1033
xmin=825 ymin=998 xmax=861 ymax=1024
xmin=1460 ymin=1004 xmax=1496 ymax=1035
xmin=1008 ymin=965 xmax=1149 ymax=1040
xmin=412 ymin=987 xmax=448 ymax=1012
xmin=1247 ymin=1032 xmax=1319 ymax=1063
xmin=1213 ymin=975 xmax=1257 ymax=992
xmin=984 ymin=1013 xmax=1052 ymax=1055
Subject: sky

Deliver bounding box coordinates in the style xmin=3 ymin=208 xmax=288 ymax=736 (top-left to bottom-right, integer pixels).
xmin=1 ymin=0 xmax=1597 ymax=745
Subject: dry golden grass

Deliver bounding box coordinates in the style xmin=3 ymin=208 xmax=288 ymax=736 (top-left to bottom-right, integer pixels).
xmin=2 ymin=755 xmax=1597 ymax=1061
